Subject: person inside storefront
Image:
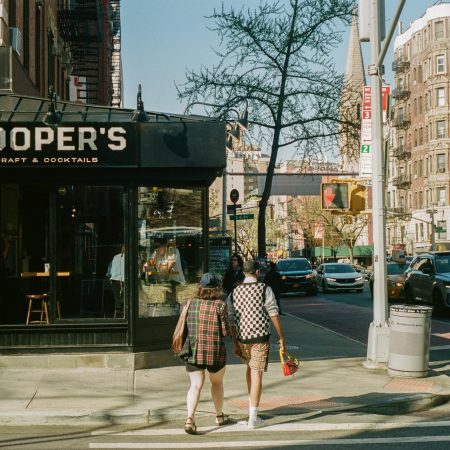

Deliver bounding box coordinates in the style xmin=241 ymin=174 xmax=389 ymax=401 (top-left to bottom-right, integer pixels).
xmin=150 ymin=238 xmax=186 ymax=284
xmin=223 ymin=253 xmax=244 ymax=295
xmin=107 ymin=243 xmax=125 ymax=317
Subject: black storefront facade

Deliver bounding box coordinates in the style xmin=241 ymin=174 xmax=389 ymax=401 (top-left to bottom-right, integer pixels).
xmin=0 ymin=94 xmax=225 ymax=365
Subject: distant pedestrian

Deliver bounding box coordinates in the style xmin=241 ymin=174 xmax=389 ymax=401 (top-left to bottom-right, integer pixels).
xmin=264 ymin=261 xmax=283 ymax=315
xmin=227 ymin=260 xmax=286 ymax=429
xmin=180 ymin=272 xmax=240 ymax=434
xmin=223 ymin=253 xmax=245 ymax=295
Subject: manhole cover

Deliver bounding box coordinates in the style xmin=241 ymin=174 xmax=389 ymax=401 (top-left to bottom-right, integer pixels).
xmin=383 ymin=378 xmax=434 ymax=393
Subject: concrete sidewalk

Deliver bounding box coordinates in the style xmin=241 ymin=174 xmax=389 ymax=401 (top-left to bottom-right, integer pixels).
xmin=0 ymin=314 xmax=448 ymax=426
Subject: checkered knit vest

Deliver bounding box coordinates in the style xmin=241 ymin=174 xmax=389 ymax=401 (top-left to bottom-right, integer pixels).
xmin=231 ymin=282 xmax=270 ymax=343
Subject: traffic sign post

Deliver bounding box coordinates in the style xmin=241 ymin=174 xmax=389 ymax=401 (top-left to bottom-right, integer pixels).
xmin=230 ymin=189 xmax=239 ymax=254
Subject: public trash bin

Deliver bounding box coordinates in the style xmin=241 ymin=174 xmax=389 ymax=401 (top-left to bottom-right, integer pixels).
xmin=388 ymin=305 xmax=433 ymax=378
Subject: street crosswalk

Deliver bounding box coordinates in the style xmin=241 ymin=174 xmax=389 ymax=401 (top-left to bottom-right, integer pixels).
xmin=88 ymin=421 xmax=450 ymax=449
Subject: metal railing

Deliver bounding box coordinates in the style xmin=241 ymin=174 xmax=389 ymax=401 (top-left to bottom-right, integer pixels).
xmin=392 ymin=115 xmax=411 ymax=129
xmin=391 ymin=145 xmax=411 ymax=159
xmin=392 ymin=58 xmax=410 ymax=72
xmin=391 ymin=87 xmax=411 ymax=100
xmin=392 ymin=175 xmax=412 ymax=187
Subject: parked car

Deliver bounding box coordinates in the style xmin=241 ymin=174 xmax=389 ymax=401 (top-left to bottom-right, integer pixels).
xmin=316 ymin=263 xmax=364 ymax=293
xmin=369 ymin=261 xmax=410 ymax=300
xmin=403 ymin=252 xmax=450 ymax=315
xmin=277 ymin=258 xmax=317 ymax=296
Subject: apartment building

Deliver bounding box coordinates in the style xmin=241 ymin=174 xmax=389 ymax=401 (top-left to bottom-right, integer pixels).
xmin=0 ymin=0 xmax=121 ymax=105
xmin=388 ymin=4 xmax=450 ymax=254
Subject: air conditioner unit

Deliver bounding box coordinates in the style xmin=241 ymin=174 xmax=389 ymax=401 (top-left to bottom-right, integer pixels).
xmin=438 ymin=167 xmax=446 ymax=173
xmin=9 ymin=27 xmax=21 ymax=56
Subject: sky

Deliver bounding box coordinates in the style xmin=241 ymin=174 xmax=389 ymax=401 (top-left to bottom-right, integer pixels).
xmin=121 ymin=0 xmax=444 ymax=157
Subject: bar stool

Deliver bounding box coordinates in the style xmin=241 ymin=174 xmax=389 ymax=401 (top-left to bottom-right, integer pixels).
xmin=26 ymin=293 xmax=49 ymax=324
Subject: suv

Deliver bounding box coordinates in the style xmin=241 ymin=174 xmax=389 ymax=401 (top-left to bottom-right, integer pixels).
xmin=277 ymin=258 xmax=317 ymax=296
xmin=403 ymin=252 xmax=450 ymax=315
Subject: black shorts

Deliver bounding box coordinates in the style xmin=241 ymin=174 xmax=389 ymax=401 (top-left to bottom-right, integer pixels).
xmin=185 ymin=362 xmax=225 ymax=373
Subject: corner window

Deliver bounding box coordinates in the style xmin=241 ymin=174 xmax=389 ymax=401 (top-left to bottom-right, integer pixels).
xmin=436 ymin=55 xmax=445 ymax=74
xmin=435 ymin=21 xmax=444 ymax=40
xmin=436 ymin=120 xmax=446 ymax=139
xmin=137 ymin=187 xmax=204 ymax=318
xmin=436 ymin=87 xmax=445 ymax=106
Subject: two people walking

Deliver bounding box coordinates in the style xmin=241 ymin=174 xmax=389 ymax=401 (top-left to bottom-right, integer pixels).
xmin=179 ymin=258 xmax=286 ymax=433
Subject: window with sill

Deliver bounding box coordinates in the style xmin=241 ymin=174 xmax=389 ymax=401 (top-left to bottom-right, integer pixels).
xmin=436 ymin=87 xmax=445 ymax=106
xmin=435 ymin=21 xmax=444 ymax=40
xmin=436 ymin=120 xmax=446 ymax=139
xmin=436 ymin=55 xmax=445 ymax=74
xmin=437 ymin=154 xmax=446 ymax=172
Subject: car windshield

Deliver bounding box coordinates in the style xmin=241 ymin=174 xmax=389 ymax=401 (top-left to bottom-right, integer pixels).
xmin=435 ymin=255 xmax=450 ymax=273
xmin=278 ymin=259 xmax=311 ymax=271
xmin=324 ymin=264 xmax=355 ymax=273
xmin=387 ymin=263 xmax=409 ymax=275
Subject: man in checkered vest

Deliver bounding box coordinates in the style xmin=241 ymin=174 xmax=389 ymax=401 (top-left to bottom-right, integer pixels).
xmin=227 ymin=259 xmax=286 ymax=429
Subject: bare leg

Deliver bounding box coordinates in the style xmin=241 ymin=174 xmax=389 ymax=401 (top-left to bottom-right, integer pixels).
xmin=249 ymin=369 xmax=263 ymax=408
xmin=245 ymin=365 xmax=251 ymax=396
xmin=186 ymin=370 xmax=205 ymax=421
xmin=209 ymin=366 xmax=226 ymax=416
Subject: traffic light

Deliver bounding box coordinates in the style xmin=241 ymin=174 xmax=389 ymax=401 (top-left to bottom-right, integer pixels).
xmin=349 ymin=183 xmax=366 ymax=212
xmin=321 ymin=181 xmax=367 ymax=213
xmin=321 ymin=183 xmax=349 ymax=210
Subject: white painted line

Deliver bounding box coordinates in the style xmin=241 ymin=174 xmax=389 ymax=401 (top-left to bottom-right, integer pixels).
xmin=283 ymin=312 xmax=367 ymax=346
xmin=89 ymin=435 xmax=450 ymax=448
xmin=91 ymin=421 xmax=450 ymax=436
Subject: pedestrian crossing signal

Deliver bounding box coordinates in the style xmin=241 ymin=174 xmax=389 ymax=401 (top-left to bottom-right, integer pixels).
xmin=321 ymin=183 xmax=349 ymax=210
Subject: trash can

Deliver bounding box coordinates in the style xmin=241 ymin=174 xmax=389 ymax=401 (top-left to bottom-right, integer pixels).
xmin=388 ymin=305 xmax=433 ymax=378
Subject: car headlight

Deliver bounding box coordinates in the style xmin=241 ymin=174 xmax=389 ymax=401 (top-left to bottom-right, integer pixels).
xmin=355 ymin=276 xmax=364 ymax=281
xmin=281 ymin=275 xmax=287 ymax=280
xmin=306 ymin=273 xmax=316 ymax=279
xmin=326 ymin=277 xmax=337 ymax=282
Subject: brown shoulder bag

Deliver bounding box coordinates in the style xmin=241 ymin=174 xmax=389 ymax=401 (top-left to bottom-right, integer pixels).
xmin=171 ymin=299 xmax=192 ymax=354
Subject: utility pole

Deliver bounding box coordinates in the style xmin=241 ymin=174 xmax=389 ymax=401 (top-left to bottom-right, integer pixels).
xmin=363 ymin=0 xmax=406 ymax=368
xmin=427 ymin=206 xmax=437 ymax=251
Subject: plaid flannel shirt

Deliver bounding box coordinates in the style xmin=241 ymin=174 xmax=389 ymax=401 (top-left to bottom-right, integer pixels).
xmin=185 ymin=298 xmax=229 ymax=366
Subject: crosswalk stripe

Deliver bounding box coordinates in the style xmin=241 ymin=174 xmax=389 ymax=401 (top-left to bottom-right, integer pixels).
xmin=91 ymin=420 xmax=450 ymax=436
xmin=89 ymin=435 xmax=450 ymax=448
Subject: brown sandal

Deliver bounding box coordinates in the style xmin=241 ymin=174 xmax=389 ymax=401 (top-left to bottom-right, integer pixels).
xmin=215 ymin=413 xmax=231 ymax=426
xmin=184 ymin=417 xmax=197 ymax=434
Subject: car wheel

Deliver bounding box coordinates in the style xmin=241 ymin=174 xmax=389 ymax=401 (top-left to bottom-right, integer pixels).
xmin=432 ymin=290 xmax=446 ymax=317
xmin=322 ymin=281 xmax=328 ymax=293
xmin=404 ymin=285 xmax=414 ymax=304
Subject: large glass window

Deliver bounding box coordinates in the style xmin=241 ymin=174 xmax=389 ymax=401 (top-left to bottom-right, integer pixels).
xmin=55 ymin=185 xmax=125 ymax=320
xmin=137 ymin=187 xmax=204 ymax=318
xmin=0 ymin=184 xmax=125 ymax=325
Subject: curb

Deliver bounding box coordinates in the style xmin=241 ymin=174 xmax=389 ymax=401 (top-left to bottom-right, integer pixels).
xmin=1 ymin=395 xmax=448 ymax=426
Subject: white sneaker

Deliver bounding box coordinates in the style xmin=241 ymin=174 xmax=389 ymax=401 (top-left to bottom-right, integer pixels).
xmin=247 ymin=416 xmax=265 ymax=429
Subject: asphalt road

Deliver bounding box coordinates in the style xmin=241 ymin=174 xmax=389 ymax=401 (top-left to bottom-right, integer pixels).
xmin=281 ymin=282 xmax=450 ymax=361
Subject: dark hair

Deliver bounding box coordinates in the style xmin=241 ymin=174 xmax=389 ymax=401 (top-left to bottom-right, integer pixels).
xmin=228 ymin=253 xmax=243 ymax=269
xmin=196 ymin=285 xmax=224 ymax=300
xmin=269 ymin=261 xmax=277 ymax=270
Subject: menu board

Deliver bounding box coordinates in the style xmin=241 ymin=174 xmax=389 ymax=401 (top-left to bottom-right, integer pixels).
xmin=209 ymin=236 xmax=232 ymax=276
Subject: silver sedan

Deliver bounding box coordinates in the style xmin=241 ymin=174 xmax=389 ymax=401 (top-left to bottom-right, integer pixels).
xmin=316 ymin=263 xmax=365 ymax=293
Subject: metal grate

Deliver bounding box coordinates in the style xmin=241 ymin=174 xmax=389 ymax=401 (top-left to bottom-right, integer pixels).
xmin=383 ymin=378 xmax=434 ymax=393
xmin=230 ymin=395 xmax=341 ymax=411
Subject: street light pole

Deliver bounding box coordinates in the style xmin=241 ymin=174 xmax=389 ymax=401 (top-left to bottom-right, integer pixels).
xmin=427 ymin=206 xmax=437 ymax=251
xmin=365 ymin=0 xmax=389 ymax=367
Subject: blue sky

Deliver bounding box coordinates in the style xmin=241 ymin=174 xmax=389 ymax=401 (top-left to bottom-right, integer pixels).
xmin=121 ymin=0 xmax=441 ymax=159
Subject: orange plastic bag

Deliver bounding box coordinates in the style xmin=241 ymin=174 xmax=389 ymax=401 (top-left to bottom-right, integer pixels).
xmin=279 ymin=349 xmax=300 ymax=376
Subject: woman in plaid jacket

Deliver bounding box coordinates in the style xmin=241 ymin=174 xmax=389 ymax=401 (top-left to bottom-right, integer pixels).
xmin=181 ymin=272 xmax=240 ymax=434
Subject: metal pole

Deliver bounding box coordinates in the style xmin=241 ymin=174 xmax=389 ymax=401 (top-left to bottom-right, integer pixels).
xmin=222 ymin=168 xmax=227 ymax=235
xmin=429 ymin=206 xmax=436 ymax=251
xmin=365 ymin=0 xmax=390 ymax=368
xmin=233 ymin=203 xmax=238 ymax=254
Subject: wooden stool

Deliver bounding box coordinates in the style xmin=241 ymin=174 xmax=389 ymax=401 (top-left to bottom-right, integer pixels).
xmin=26 ymin=294 xmax=49 ymax=324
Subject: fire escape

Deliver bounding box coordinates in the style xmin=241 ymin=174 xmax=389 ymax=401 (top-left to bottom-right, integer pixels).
xmin=57 ymin=0 xmax=104 ymax=105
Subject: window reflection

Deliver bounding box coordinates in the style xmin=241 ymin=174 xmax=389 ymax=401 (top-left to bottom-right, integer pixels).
xmin=138 ymin=187 xmax=204 ymax=317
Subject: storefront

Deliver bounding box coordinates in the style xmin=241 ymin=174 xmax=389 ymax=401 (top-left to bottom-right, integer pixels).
xmin=0 ymin=94 xmax=225 ymax=357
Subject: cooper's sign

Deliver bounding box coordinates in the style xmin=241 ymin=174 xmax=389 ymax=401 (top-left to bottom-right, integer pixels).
xmin=0 ymin=123 xmax=137 ymax=167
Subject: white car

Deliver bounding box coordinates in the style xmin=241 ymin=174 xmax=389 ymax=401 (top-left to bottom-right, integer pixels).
xmin=316 ymin=263 xmax=365 ymax=293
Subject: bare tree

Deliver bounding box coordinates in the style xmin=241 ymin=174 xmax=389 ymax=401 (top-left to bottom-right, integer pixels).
xmin=179 ymin=0 xmax=355 ymax=257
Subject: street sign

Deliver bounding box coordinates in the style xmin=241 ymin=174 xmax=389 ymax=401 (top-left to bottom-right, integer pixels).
xmin=230 ymin=189 xmax=239 ymax=203
xmin=229 ymin=214 xmax=254 ymax=220
xmin=226 ymin=204 xmax=241 ymax=213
